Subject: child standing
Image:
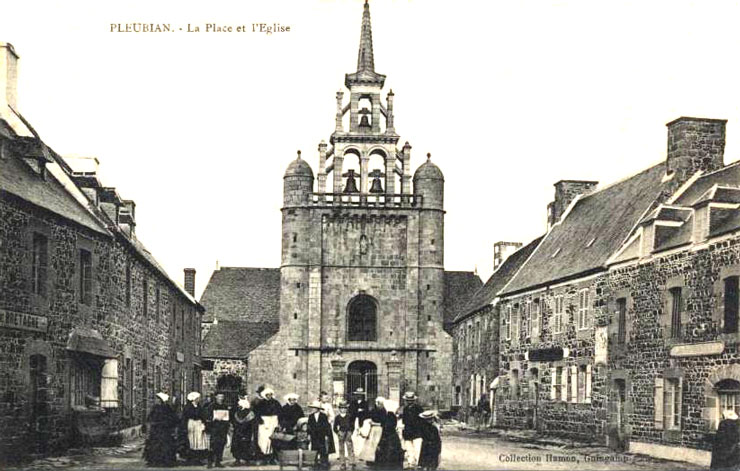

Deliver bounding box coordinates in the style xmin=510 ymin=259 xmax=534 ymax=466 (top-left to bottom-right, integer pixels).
xmin=333 ymin=401 xmax=356 ymax=470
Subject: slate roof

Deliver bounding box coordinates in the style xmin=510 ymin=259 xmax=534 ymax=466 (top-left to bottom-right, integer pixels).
xmin=453 ymin=236 xmax=543 ymax=324
xmin=673 ymin=161 xmax=740 ymax=206
xmin=0 ymin=142 xmax=108 ymax=234
xmin=200 ymin=267 xmax=281 ymax=323
xmin=202 ymin=321 xmax=279 ymax=359
xmin=502 ymin=163 xmax=666 ymax=295
xmin=443 ymin=271 xmax=483 ymax=327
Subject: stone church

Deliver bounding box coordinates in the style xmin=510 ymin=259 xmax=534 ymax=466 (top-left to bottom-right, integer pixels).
xmin=200 ymin=1 xmax=481 ymax=409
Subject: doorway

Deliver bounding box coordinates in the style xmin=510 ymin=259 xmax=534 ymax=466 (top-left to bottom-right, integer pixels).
xmin=346 ymin=361 xmax=378 ymax=403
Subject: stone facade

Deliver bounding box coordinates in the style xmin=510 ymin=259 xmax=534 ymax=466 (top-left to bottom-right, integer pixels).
xmin=451 ymin=304 xmax=499 ymax=418
xmin=0 ymin=45 xmax=202 ymax=463
xmin=246 ymin=2 xmax=454 ymax=410
xmin=605 ymin=232 xmax=740 ymax=460
xmin=496 ymin=277 xmax=606 ymax=440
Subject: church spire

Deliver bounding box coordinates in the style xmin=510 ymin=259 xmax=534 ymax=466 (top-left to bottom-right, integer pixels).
xmin=345 ymin=0 xmax=386 ymax=88
xmin=356 ymin=0 xmax=375 ymax=73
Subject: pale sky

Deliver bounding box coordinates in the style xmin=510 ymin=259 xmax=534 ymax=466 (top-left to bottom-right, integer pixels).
xmin=4 ymin=0 xmax=740 ymax=298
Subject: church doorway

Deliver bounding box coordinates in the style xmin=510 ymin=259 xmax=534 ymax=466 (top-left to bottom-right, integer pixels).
xmin=347 ymin=361 xmax=378 ymax=403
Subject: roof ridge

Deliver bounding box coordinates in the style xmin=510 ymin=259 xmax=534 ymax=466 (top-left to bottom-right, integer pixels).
xmin=578 ymin=160 xmax=664 ymax=201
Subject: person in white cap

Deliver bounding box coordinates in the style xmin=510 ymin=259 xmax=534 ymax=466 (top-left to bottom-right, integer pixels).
xmin=254 ymin=387 xmax=281 ymax=463
xmin=279 ymin=393 xmax=304 ymax=433
xmin=232 ymin=396 xmax=257 ymax=466
xmin=143 ymin=392 xmax=178 ymax=467
xmin=182 ymin=391 xmax=209 ymax=464
xmin=711 ymin=408 xmax=740 ymax=469
xmin=307 ymin=400 xmax=335 ymax=469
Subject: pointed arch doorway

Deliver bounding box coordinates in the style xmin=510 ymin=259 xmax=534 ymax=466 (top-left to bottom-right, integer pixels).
xmin=347 ymin=361 xmax=378 ymax=403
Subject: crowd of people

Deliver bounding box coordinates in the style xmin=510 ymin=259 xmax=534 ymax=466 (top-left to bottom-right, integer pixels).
xmin=142 ymin=387 xmax=442 ymax=470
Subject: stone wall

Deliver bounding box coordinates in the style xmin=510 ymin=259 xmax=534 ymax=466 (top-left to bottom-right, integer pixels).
xmin=0 ymin=194 xmax=201 ymax=463
xmin=496 ymin=276 xmax=608 ymax=441
xmin=249 ymin=198 xmax=451 ymax=409
xmin=605 ymin=234 xmax=740 ymax=451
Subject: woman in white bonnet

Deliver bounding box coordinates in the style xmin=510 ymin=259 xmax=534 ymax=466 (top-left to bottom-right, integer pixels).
xmin=711 ymin=408 xmax=740 ymax=469
xmin=182 ymin=391 xmax=209 ymax=464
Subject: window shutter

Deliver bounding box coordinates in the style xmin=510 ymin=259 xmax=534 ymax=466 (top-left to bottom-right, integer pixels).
xmin=570 ymin=366 xmax=578 ymax=403
xmin=677 ymin=377 xmax=683 ymax=429
xmin=550 ymin=369 xmax=557 ymax=400
xmin=561 ymin=367 xmax=568 ymax=401
xmin=101 ymin=359 xmax=119 ymax=408
xmin=585 ymin=365 xmax=592 ymax=403
xmin=654 ymin=377 xmax=664 ymax=430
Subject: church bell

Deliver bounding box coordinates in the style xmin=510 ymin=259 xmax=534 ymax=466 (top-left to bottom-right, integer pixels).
xmin=369 ymin=176 xmax=384 ymax=193
xmin=343 ymin=171 xmax=359 ymax=193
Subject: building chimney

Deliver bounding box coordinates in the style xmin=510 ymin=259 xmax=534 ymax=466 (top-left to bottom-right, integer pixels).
xmin=665 ymin=117 xmax=726 ymax=197
xmin=0 ymin=43 xmax=25 ymax=135
xmin=184 ymin=268 xmax=196 ymax=297
xmin=547 ymin=180 xmax=598 ymax=229
xmin=493 ymin=241 xmax=522 ymax=272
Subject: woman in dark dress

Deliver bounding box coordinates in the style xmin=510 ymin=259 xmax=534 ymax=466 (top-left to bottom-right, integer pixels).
xmin=418 ymin=411 xmax=442 ymax=471
xmin=280 ymin=393 xmax=305 ymax=433
xmin=232 ymin=397 xmax=257 ymax=466
xmin=143 ymin=392 xmax=179 ymax=467
xmin=372 ymin=400 xmax=404 ymax=470
xmin=712 ymin=409 xmax=740 ymax=469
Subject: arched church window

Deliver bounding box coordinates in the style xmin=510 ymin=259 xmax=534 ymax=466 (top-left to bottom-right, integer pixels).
xmin=347 ymin=295 xmax=377 ymax=341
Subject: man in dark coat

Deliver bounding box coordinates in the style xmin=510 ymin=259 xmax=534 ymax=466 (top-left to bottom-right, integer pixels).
xmin=206 ymin=393 xmax=231 ymax=468
xmin=143 ymin=392 xmax=179 ymax=467
xmin=308 ymin=401 xmax=336 ymax=469
xmin=399 ymin=391 xmax=424 ymax=469
xmin=418 ymin=411 xmax=441 ymax=471
xmin=712 ymin=409 xmax=740 ymax=469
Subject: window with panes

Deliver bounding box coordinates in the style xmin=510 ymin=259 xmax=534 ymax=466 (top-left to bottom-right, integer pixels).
xmin=79 ymin=249 xmax=93 ymax=305
xmin=664 ymin=378 xmax=681 ymax=430
xmin=617 ymin=298 xmax=627 ymax=344
xmin=31 ymin=233 xmax=48 ymax=297
xmin=669 ymin=287 xmax=682 ymax=339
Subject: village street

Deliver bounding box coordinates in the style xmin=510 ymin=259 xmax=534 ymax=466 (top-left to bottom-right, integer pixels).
xmin=15 ymin=431 xmax=702 ymax=471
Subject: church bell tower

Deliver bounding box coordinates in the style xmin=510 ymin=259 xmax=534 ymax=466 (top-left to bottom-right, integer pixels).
xmin=248 ymin=0 xmax=452 ymax=410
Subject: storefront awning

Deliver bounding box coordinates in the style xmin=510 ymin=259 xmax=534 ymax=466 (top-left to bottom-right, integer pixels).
xmin=66 ymin=328 xmax=116 ymax=358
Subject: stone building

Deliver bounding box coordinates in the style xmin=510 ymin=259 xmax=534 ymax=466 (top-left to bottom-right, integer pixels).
xmin=483 ymin=116 xmax=739 ymax=466
xmin=450 ymin=237 xmax=541 ymax=418
xmin=0 ymin=43 xmax=203 ymax=463
xmin=199 ymin=2 xmax=480 ymax=410
xmin=199 ymin=267 xmax=280 ymax=402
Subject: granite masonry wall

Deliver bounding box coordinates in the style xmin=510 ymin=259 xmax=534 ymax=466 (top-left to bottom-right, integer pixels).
xmin=0 ymin=194 xmax=201 ymax=464
xmin=606 ymin=233 xmax=740 ymax=453
xmin=496 ymin=276 xmax=609 ymax=442
xmin=451 ymin=304 xmax=500 ymax=420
